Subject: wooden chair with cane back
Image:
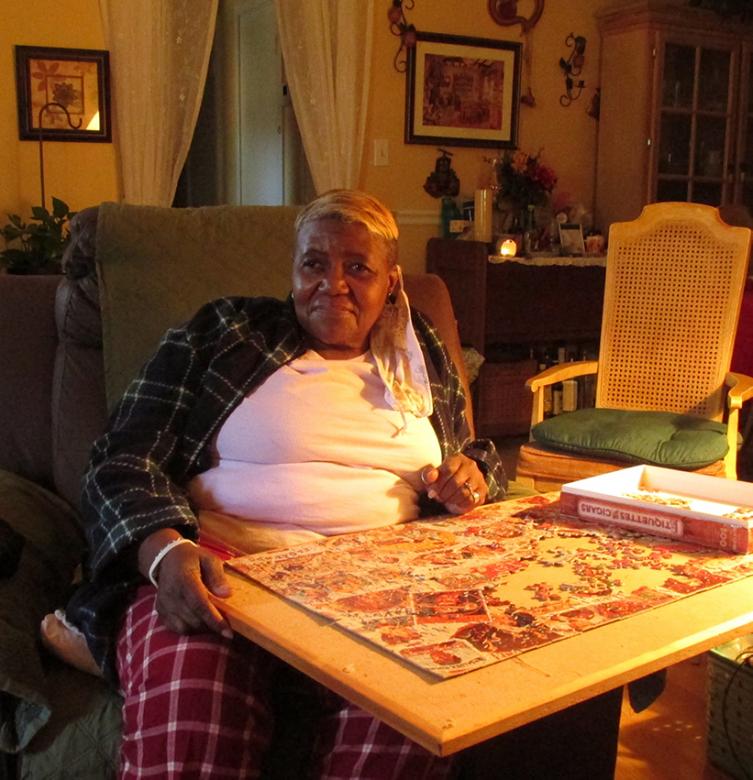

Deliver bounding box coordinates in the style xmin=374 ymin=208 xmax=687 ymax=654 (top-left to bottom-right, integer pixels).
xmin=516 ymin=202 xmax=753 ymax=492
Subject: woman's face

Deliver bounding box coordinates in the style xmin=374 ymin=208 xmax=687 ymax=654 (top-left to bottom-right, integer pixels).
xmin=292 ymin=218 xmax=398 ymax=359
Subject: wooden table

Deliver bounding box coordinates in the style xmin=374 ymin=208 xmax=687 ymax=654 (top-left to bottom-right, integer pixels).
xmin=218 ymin=539 xmax=753 ymax=757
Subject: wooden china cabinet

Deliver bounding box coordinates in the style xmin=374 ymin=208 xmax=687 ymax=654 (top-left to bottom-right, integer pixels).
xmin=595 ymin=0 xmax=753 ymax=231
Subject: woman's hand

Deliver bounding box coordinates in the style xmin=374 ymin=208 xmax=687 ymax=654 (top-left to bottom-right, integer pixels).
xmin=138 ymin=530 xmax=233 ymax=638
xmin=420 ymin=454 xmax=487 ymax=514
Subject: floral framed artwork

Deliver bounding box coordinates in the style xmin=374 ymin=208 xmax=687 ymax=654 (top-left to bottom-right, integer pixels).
xmin=15 ymin=45 xmax=112 ymax=142
xmin=405 ymin=32 xmax=521 ymax=148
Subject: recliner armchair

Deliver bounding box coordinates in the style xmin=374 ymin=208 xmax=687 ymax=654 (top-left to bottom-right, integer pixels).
xmin=0 ymin=202 xmax=503 ymax=778
xmin=0 ymin=202 xmax=482 ymax=775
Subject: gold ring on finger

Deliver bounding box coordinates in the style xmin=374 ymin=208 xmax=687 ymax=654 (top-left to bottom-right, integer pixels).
xmin=463 ymin=480 xmax=480 ymax=504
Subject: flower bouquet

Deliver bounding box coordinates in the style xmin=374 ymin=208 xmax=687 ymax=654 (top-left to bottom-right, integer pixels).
xmin=494 ymin=149 xmax=557 ymax=231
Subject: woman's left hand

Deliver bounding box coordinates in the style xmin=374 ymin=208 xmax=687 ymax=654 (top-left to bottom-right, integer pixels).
xmin=420 ymin=454 xmax=487 ymax=514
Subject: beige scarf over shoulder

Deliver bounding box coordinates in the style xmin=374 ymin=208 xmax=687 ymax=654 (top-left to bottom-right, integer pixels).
xmin=370 ymin=266 xmax=433 ymax=426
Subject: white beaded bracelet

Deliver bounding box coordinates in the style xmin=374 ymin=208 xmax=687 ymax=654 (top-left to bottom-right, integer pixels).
xmin=148 ymin=537 xmax=197 ymax=587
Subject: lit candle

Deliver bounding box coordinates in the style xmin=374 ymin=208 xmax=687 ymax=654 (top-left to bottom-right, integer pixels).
xmin=499 ymin=238 xmax=517 ymax=257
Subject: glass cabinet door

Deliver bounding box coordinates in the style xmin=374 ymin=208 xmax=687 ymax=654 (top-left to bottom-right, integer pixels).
xmin=734 ymin=45 xmax=753 ymax=210
xmin=655 ymin=41 xmax=735 ymax=206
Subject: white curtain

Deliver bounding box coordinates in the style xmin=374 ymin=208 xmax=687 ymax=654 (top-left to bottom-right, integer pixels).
xmin=99 ymin=0 xmax=218 ymax=205
xmin=275 ymin=0 xmax=374 ymax=193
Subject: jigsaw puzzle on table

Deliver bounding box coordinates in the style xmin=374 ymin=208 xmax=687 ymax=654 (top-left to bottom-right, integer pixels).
xmin=227 ymin=494 xmax=753 ymax=678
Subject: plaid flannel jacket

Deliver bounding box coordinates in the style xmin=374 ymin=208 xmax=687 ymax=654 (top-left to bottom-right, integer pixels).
xmin=67 ymin=296 xmax=506 ymax=679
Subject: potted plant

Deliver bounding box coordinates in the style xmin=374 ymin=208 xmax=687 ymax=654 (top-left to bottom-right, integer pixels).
xmin=0 ymin=197 xmax=76 ymax=274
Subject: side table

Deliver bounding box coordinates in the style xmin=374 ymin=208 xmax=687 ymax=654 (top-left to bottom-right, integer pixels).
xmin=426 ymin=238 xmax=606 ymax=436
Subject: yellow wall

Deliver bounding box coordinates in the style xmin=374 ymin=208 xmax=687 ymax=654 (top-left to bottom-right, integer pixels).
xmin=2 ymin=0 xmax=604 ymax=274
xmin=1 ymin=0 xmax=118 ymax=221
xmin=362 ymin=1 xmax=605 ymax=272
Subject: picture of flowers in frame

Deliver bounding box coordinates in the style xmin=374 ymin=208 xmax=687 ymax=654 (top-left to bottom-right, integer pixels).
xmin=405 ymin=32 xmax=522 ymax=148
xmin=15 ymin=45 xmax=112 ymax=142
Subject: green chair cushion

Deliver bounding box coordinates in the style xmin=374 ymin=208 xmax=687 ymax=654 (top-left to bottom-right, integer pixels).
xmin=531 ymin=408 xmax=730 ymax=469
xmin=0 ymin=468 xmax=85 ymax=753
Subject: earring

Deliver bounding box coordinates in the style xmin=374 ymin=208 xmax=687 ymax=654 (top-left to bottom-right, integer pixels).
xmin=387 ymin=291 xmax=397 ymax=304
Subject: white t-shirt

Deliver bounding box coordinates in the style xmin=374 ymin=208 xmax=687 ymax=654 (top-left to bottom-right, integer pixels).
xmin=188 ymin=351 xmax=442 ymax=545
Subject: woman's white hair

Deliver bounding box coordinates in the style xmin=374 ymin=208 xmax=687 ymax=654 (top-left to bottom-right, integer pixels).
xmin=294 ymin=189 xmax=399 ymax=266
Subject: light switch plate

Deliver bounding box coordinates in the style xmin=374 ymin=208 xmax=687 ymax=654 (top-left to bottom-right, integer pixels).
xmin=373 ymin=139 xmax=389 ymax=166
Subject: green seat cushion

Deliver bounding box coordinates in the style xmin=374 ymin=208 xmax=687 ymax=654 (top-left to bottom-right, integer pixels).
xmin=531 ymin=408 xmax=730 ymax=469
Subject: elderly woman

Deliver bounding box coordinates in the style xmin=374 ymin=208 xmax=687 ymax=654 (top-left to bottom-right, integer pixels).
xmin=62 ymin=190 xmax=506 ymax=778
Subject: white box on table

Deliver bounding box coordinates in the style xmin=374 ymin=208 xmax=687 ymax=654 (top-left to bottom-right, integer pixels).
xmin=559 ymin=465 xmax=753 ymax=553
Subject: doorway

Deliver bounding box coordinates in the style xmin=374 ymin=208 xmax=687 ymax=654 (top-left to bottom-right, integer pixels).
xmin=175 ymin=0 xmax=314 ymax=207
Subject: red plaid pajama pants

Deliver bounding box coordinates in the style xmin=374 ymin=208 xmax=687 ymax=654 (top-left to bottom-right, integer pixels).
xmin=116 ymin=586 xmax=455 ymax=779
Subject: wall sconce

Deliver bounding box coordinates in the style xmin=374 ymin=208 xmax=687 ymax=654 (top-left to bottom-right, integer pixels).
xmin=388 ymin=0 xmax=416 ymax=72
xmin=559 ymin=33 xmax=587 ymax=107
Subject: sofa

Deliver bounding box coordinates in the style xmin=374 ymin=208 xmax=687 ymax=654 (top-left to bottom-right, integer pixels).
xmin=0 ymin=203 xmax=623 ymax=779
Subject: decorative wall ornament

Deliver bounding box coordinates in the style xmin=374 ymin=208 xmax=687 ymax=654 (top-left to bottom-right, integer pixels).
xmin=423 ymin=149 xmax=460 ymax=198
xmin=519 ymin=32 xmax=537 ymax=108
xmin=487 ymin=0 xmax=544 ymax=32
xmin=388 ymin=0 xmax=417 ymax=73
xmin=559 ymin=33 xmax=587 ymax=107
xmin=487 ymin=2 xmax=544 ymax=109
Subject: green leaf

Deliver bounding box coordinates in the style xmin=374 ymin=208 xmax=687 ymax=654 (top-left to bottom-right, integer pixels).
xmin=0 ymin=225 xmax=22 ymax=241
xmin=51 ymin=197 xmax=70 ymax=219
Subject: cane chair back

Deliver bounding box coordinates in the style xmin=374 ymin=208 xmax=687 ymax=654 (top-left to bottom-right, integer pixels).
xmin=516 ymin=202 xmax=753 ymax=491
xmin=596 ymin=202 xmax=748 ymax=419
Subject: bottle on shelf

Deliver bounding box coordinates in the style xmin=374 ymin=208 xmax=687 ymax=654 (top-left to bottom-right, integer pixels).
xmin=560 ymin=344 xmax=578 ymax=413
xmin=550 ymin=345 xmax=563 ymax=415
xmin=552 ymin=383 xmax=563 ymax=416
xmin=562 ymin=377 xmax=578 ymax=413
xmin=536 ymin=346 xmax=554 ymax=418
xmin=578 ymin=343 xmax=599 ymax=409
xmin=523 ymin=204 xmax=537 ymax=256
xmin=441 ymin=197 xmax=462 ymax=239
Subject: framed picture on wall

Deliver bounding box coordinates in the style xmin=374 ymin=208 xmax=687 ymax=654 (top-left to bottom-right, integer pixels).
xmin=15 ymin=45 xmax=112 ymax=142
xmin=405 ymin=32 xmax=521 ymax=148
